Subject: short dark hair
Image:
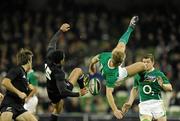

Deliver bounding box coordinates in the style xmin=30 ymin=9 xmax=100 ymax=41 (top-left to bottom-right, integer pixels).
xmin=142 ymin=53 xmax=155 ymax=62
xmin=112 ymin=50 xmax=125 ymax=66
xmin=17 ymin=48 xmax=33 ymax=65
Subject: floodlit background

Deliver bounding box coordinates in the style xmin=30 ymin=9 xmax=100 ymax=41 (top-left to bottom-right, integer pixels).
xmin=0 ymin=0 xmax=180 ymax=121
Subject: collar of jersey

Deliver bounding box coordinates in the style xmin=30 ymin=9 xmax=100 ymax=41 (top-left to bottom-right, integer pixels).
xmin=147 ymin=67 xmax=155 ymax=73
xmin=108 ymin=59 xmax=115 ymax=69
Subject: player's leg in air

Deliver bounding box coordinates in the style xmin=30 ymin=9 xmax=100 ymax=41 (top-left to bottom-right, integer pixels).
xmin=50 ymin=68 xmax=88 ymax=121
xmin=51 ymin=68 xmax=88 ymax=114
xmin=112 ymin=16 xmax=147 ymax=77
xmin=68 ymin=68 xmax=88 ymax=95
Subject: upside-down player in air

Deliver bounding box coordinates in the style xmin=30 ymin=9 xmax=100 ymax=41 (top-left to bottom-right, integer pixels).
xmin=45 ymin=23 xmax=88 ymax=121
xmin=122 ymin=54 xmax=172 ymax=121
xmin=89 ymin=16 xmax=148 ymax=119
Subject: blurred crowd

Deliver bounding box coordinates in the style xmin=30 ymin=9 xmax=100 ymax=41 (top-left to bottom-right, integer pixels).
xmin=0 ymin=0 xmax=180 ymax=115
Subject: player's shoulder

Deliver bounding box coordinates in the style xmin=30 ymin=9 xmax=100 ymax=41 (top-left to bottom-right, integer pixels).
xmin=134 ymin=74 xmax=140 ymax=80
xmin=100 ymin=51 xmax=111 ymax=55
xmin=99 ymin=52 xmax=111 ymax=57
xmin=154 ymin=69 xmax=165 ymax=75
xmin=8 ymin=66 xmax=22 ymax=73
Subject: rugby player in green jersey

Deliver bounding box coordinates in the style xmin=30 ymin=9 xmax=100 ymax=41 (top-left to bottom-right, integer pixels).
xmin=24 ymin=69 xmax=38 ymax=113
xmin=122 ymin=54 xmax=172 ymax=121
xmin=89 ymin=16 xmax=148 ymax=119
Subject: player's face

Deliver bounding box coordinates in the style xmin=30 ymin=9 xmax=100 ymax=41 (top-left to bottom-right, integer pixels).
xmin=142 ymin=58 xmax=154 ymax=71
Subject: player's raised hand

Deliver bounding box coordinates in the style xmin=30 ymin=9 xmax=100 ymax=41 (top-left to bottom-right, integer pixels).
xmin=113 ymin=109 xmax=123 ymax=119
xmin=129 ymin=16 xmax=139 ymax=28
xmin=18 ymin=92 xmax=27 ymax=100
xmin=60 ymin=23 xmax=70 ymax=32
xmin=122 ymin=102 xmax=132 ymax=115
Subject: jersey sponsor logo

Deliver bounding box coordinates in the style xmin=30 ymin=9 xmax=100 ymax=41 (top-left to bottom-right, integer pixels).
xmin=45 ymin=64 xmax=52 ymax=80
xmin=143 ymin=85 xmax=152 ymax=94
xmin=143 ymin=85 xmax=155 ymax=95
xmin=23 ymin=75 xmax=26 ymax=79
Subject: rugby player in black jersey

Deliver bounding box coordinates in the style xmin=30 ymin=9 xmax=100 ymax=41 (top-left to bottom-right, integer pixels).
xmin=0 ymin=49 xmax=37 ymax=121
xmin=45 ymin=23 xmax=88 ymax=121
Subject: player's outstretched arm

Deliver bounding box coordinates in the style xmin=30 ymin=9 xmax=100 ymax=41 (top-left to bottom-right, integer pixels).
xmin=47 ymin=23 xmax=70 ymax=55
xmin=89 ymin=54 xmax=99 ymax=74
xmin=106 ymin=87 xmax=123 ymax=119
xmin=122 ymin=87 xmax=138 ymax=114
xmin=56 ymin=80 xmax=80 ymax=97
xmin=113 ymin=16 xmax=139 ymax=54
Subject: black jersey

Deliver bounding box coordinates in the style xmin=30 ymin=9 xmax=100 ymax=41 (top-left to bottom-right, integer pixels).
xmin=3 ymin=66 xmax=30 ymax=104
xmin=45 ymin=30 xmax=79 ymax=99
xmin=45 ymin=60 xmax=66 ymax=92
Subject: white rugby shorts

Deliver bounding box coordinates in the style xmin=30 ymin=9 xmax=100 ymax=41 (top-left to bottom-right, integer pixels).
xmin=24 ymin=95 xmax=38 ymax=113
xmin=139 ymin=100 xmax=166 ymax=119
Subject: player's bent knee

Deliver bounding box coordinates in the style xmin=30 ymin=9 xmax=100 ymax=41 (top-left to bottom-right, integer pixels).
xmin=74 ymin=68 xmax=82 ymax=72
xmin=73 ymin=68 xmax=83 ymax=74
xmin=1 ymin=112 xmax=13 ymax=121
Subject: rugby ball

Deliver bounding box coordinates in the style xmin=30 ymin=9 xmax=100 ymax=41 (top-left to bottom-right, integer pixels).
xmin=88 ymin=77 xmax=101 ymax=95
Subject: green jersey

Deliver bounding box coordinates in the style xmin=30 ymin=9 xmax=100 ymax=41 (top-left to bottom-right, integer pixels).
xmin=134 ymin=68 xmax=170 ymax=102
xmin=27 ymin=70 xmax=38 ymax=86
xmin=99 ymin=52 xmax=120 ymax=88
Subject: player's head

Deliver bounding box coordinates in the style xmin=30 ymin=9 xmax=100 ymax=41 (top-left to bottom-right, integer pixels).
xmin=17 ymin=48 xmax=33 ymax=70
xmin=48 ymin=50 xmax=65 ymax=66
xmin=142 ymin=53 xmax=155 ymax=71
xmin=112 ymin=49 xmax=125 ymax=67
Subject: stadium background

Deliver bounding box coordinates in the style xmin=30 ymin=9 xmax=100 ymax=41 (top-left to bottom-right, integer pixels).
xmin=0 ymin=0 xmax=180 ymax=120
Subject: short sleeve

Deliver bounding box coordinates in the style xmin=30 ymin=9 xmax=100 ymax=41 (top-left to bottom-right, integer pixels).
xmin=5 ymin=68 xmax=19 ymax=81
xmin=106 ymin=77 xmax=116 ymax=88
xmin=99 ymin=52 xmax=108 ymax=60
xmin=133 ymin=74 xmax=140 ymax=88
xmin=98 ymin=52 xmax=103 ymax=60
xmin=159 ymin=72 xmax=170 ymax=84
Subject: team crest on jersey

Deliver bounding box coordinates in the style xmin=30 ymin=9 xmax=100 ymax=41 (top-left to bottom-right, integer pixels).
xmin=23 ymin=75 xmax=26 ymax=79
xmin=144 ymin=75 xmax=156 ymax=82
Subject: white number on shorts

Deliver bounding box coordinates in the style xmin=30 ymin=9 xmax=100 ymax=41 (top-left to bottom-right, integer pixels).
xmin=45 ymin=64 xmax=52 ymax=80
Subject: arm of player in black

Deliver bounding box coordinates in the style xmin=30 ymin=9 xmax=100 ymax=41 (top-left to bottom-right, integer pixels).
xmin=56 ymin=81 xmax=80 ymax=97
xmin=2 ymin=68 xmax=27 ymax=99
xmin=46 ymin=30 xmax=61 ymax=56
xmin=46 ymin=23 xmax=70 ymax=57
